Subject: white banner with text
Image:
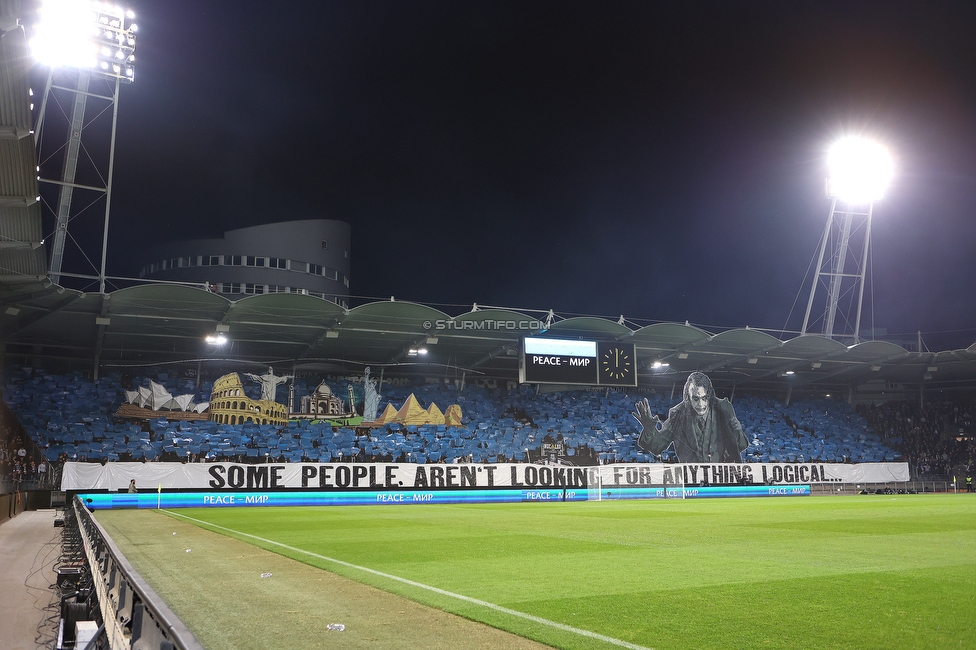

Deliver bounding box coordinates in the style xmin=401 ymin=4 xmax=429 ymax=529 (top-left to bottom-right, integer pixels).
xmin=62 ymin=461 xmax=910 ymax=492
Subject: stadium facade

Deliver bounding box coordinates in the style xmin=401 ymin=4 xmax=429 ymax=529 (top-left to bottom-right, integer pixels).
xmin=137 ymin=220 xmax=351 ymax=307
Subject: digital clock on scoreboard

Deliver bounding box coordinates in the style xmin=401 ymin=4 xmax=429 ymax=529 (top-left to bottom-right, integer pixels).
xmin=520 ymin=338 xmax=636 ymax=387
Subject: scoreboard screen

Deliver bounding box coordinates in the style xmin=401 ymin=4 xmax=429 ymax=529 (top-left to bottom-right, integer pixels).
xmin=519 ymin=338 xmax=637 ymax=387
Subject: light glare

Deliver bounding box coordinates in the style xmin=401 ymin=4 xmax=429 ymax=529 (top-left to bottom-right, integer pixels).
xmin=827 ymin=137 xmax=894 ymax=204
xmin=32 ymin=0 xmax=100 ymax=69
xmin=31 ymin=0 xmax=137 ymax=81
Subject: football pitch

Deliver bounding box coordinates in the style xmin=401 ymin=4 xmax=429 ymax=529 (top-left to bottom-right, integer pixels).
xmin=96 ymin=494 xmax=976 ymax=650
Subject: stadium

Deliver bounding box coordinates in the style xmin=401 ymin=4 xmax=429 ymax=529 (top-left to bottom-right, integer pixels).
xmin=2 ymin=2 xmax=975 ymax=650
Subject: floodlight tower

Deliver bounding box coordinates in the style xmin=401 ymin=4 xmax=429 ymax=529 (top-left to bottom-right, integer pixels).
xmin=801 ymin=137 xmax=894 ymax=342
xmin=31 ymin=0 xmax=137 ymax=293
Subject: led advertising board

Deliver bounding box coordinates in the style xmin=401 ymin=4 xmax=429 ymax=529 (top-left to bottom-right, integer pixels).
xmin=520 ymin=338 xmax=636 ymax=387
xmin=77 ymin=485 xmax=809 ymax=510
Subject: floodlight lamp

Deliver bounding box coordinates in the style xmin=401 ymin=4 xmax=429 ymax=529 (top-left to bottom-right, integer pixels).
xmin=826 ymin=137 xmax=894 ymax=204
xmin=32 ymin=0 xmax=138 ymax=81
xmin=31 ymin=0 xmax=101 ymax=69
xmin=205 ymin=334 xmax=228 ymax=345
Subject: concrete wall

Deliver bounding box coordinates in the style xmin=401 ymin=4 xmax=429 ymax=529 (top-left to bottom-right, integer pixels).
xmin=0 ymin=491 xmax=26 ymax=523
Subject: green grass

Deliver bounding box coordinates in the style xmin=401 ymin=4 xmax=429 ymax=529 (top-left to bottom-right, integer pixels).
xmin=164 ymin=495 xmax=976 ymax=649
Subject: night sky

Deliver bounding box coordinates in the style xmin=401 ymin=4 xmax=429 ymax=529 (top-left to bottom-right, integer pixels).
xmin=38 ymin=1 xmax=976 ymax=348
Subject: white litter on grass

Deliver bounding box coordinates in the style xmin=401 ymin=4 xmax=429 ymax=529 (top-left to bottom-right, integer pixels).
xmin=260 ymin=573 xmax=272 ymax=578
xmin=173 ymin=532 xmax=177 ymax=535
xmin=185 ymin=549 xmax=191 ymax=553
xmin=327 ymin=624 xmax=345 ymax=632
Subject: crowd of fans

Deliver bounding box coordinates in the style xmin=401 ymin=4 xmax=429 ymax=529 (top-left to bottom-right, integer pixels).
xmin=0 ymin=417 xmax=50 ymax=489
xmin=3 ymin=365 xmax=975 ymax=485
xmin=859 ymin=400 xmax=976 ymax=479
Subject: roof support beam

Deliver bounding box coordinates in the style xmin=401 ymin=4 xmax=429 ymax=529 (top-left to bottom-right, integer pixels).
xmin=638 ymin=335 xmax=712 ymax=369
xmin=296 ymin=316 xmax=344 ymax=359
xmin=388 ymin=335 xmax=430 ymax=364
xmin=0 ymin=292 xmax=82 ymax=340
xmin=92 ymin=293 xmax=111 ymax=379
xmin=702 ymin=342 xmax=783 ymax=373
xmin=470 ymin=344 xmax=517 ymax=370
xmin=788 ymin=350 xmax=911 ymax=388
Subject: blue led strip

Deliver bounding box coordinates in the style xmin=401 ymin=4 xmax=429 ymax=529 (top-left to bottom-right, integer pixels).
xmin=598 ymin=485 xmax=812 ymax=499
xmin=77 ymin=489 xmax=589 ymax=510
xmin=77 ymin=485 xmax=809 ymax=510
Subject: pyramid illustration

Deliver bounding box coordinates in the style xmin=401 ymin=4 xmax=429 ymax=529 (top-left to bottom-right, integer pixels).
xmin=370 ymin=395 xmax=463 ymax=426
xmin=426 ymin=402 xmax=444 ymax=424
xmin=374 ymin=403 xmax=398 ymax=425
xmin=396 ymin=394 xmax=430 ymax=424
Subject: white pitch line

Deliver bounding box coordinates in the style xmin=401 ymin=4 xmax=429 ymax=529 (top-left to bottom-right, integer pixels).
xmin=164 ymin=510 xmax=654 ymax=650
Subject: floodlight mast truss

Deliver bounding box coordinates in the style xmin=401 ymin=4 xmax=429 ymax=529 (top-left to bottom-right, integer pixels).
xmin=800 ymin=198 xmax=874 ymax=343
xmin=34 ymin=3 xmax=136 ymax=293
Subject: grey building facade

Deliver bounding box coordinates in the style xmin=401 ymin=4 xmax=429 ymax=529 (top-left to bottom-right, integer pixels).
xmin=139 ymin=220 xmax=351 ymax=307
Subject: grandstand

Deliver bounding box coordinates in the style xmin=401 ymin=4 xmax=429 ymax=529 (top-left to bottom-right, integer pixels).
xmin=4 ymin=366 xmax=909 ymax=468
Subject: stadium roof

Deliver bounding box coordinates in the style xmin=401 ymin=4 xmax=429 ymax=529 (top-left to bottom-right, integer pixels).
xmin=0 ymin=23 xmax=48 ymax=300
xmin=3 ymin=284 xmax=976 ymax=395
